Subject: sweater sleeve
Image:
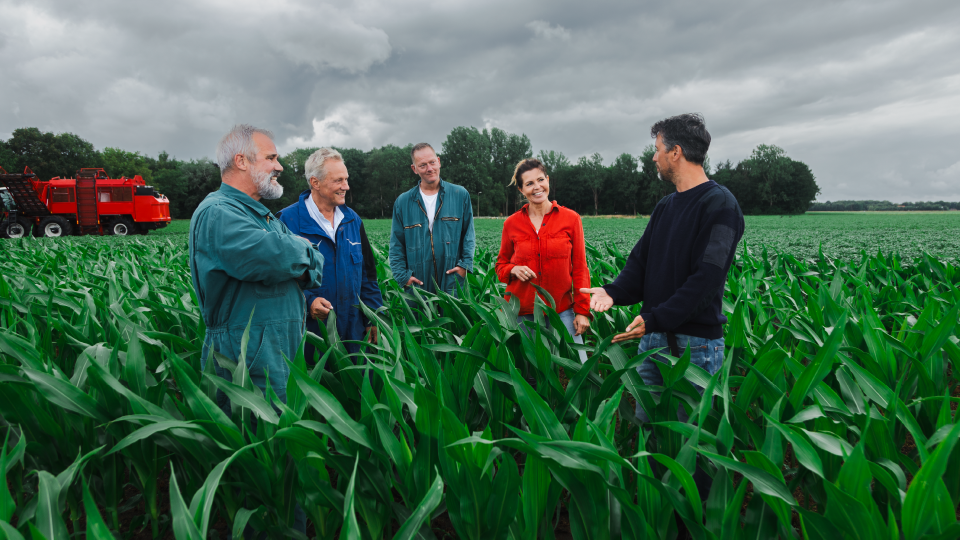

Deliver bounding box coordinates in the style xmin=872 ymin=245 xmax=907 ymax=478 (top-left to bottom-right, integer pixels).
xmin=602 ymin=209 xmax=656 ymax=305
xmin=642 ymin=201 xmax=742 ymax=333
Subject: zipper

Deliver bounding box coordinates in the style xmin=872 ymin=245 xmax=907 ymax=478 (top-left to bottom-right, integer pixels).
xmin=416 ymin=192 xmax=443 ymax=284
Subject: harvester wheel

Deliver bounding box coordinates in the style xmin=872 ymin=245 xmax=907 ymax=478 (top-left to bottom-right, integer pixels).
xmin=110 ymin=217 xmax=135 ymax=236
xmin=39 ymin=216 xmax=71 ymax=238
xmin=2 ymin=219 xmax=30 ymax=238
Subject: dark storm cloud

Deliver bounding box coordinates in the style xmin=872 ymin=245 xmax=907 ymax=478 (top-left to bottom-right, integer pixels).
xmin=1 ymin=0 xmax=958 ymax=201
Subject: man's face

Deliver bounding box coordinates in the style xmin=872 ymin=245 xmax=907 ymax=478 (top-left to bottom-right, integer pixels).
xmin=652 ymin=134 xmax=676 ymax=184
xmin=249 ymin=132 xmax=284 ymax=200
xmin=411 ymin=148 xmax=441 ymax=185
xmin=311 ymin=159 xmax=349 ymax=208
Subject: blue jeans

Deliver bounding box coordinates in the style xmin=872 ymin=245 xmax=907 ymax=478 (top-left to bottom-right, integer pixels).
xmin=517 ymin=308 xmax=588 ymax=363
xmin=634 ymin=332 xmax=724 ymax=422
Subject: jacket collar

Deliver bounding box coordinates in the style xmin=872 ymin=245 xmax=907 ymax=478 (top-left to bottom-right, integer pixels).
xmin=411 ymin=179 xmax=446 ymax=200
xmin=520 ymin=200 xmax=560 ymax=215
xmin=219 ymin=183 xmax=271 ymax=217
xmin=295 ymin=189 xmax=357 ymax=240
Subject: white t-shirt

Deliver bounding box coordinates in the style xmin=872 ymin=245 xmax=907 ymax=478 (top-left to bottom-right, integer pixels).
xmin=421 ymin=190 xmax=438 ymax=231
xmin=307 ymin=196 xmax=343 ymax=243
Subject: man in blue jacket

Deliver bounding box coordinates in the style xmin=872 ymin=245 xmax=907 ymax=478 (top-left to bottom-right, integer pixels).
xmin=279 ymin=148 xmax=384 ymax=361
xmin=389 ymin=142 xmax=475 ymax=296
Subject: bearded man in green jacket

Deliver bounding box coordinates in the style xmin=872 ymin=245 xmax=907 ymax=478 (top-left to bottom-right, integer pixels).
xmin=189 ymin=124 xmax=324 ymax=407
xmin=389 ymin=142 xmax=475 ymax=296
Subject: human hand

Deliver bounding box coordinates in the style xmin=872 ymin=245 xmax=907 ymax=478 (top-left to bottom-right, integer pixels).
xmin=611 ymin=315 xmax=645 ymax=344
xmin=366 ymin=326 xmax=378 ymax=344
xmin=405 ymin=275 xmax=424 ymax=287
xmin=310 ymin=297 xmax=333 ymax=320
xmin=574 ymin=314 xmax=590 ymax=336
xmin=511 ymin=265 xmax=536 ymax=282
xmin=446 ymin=266 xmax=467 ymax=278
xmin=580 ymin=287 xmax=614 ymax=312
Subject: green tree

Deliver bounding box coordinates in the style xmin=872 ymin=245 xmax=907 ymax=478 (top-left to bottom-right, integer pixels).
xmin=0 ymin=140 xmax=17 ymax=172
xmin=4 ymin=128 xmax=102 ymax=180
xmin=441 ymin=127 xmax=492 ymax=215
xmin=578 ymin=153 xmax=606 ymax=216
xmin=365 ymin=144 xmax=417 ymax=218
xmin=608 ymin=153 xmax=641 ymax=214
xmin=489 ymin=128 xmax=532 ymax=216
xmin=101 ymin=147 xmax=154 ymax=183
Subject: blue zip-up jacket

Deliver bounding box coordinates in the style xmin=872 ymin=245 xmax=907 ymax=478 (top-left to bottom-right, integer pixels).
xmin=279 ymin=190 xmax=384 ymax=355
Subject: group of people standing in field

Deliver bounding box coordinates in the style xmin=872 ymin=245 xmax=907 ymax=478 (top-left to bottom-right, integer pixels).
xmin=188 ymin=113 xmax=744 ymax=529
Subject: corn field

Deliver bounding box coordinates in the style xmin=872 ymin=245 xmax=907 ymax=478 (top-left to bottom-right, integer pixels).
xmin=0 ymin=236 xmax=959 ymax=539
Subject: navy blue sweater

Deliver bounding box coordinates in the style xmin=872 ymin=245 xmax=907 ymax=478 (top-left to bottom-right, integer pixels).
xmin=604 ymin=180 xmax=744 ymax=339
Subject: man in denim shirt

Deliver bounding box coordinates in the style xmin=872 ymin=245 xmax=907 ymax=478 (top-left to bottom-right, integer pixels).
xmin=581 ymin=113 xmax=744 ymax=496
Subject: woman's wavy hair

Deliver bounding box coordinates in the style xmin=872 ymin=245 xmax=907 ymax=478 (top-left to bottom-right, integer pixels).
xmin=509 ymin=158 xmax=547 ymax=188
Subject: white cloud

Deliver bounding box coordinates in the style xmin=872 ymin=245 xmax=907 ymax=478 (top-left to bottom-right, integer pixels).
xmin=526 ymin=20 xmax=571 ymax=41
xmin=284 ymin=103 xmax=389 ymax=151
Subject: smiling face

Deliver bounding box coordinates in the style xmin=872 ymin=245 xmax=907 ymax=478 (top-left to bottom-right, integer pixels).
xmin=411 ymin=147 xmax=441 ymax=186
xmin=311 ymin=159 xmax=349 ymax=208
xmin=519 ymin=167 xmax=550 ymax=205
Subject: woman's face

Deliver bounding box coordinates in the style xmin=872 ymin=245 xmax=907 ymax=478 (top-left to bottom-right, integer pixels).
xmin=520 ymin=168 xmax=550 ymax=205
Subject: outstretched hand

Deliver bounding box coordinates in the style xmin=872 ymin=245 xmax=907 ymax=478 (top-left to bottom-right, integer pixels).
xmin=579 ymin=287 xmax=614 ymax=312
xmin=611 ymin=315 xmax=646 ymax=344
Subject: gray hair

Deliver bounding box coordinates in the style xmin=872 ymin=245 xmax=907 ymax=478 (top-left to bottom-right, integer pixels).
xmin=216 ymin=124 xmax=275 ymax=174
xmin=304 ymin=148 xmax=344 ymax=187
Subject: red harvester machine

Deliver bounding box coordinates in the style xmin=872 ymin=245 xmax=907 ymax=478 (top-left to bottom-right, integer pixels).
xmin=0 ymin=166 xmax=171 ymax=238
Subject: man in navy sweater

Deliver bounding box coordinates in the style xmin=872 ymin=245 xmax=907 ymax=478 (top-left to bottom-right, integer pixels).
xmin=582 ymin=113 xmax=744 ymax=420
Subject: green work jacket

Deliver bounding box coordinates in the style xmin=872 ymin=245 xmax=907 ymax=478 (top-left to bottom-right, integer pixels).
xmin=189 ymin=183 xmax=323 ymax=401
xmin=389 ymin=179 xmax=475 ymax=295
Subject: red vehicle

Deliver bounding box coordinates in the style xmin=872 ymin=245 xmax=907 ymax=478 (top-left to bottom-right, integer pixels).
xmin=0 ymin=166 xmax=171 ymax=238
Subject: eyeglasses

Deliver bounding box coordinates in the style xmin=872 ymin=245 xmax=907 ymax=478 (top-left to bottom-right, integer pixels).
xmin=416 ymin=159 xmax=438 ymax=172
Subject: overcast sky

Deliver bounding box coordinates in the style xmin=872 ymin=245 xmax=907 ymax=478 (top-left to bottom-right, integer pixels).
xmin=2 ymin=0 xmax=958 ymax=202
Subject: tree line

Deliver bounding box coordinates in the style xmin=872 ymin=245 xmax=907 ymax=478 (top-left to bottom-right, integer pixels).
xmin=809 ymin=200 xmax=960 ymax=211
xmin=1 ymin=126 xmax=820 ymax=219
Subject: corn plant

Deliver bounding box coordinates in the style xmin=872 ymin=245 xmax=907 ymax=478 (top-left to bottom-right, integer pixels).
xmin=0 ymin=233 xmax=959 ymax=539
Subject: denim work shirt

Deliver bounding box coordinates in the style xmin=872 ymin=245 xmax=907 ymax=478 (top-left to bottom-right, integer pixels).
xmin=189 ymin=183 xmax=323 ymax=402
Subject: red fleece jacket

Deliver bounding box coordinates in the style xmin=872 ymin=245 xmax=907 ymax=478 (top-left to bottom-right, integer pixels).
xmin=495 ymin=201 xmax=591 ymax=317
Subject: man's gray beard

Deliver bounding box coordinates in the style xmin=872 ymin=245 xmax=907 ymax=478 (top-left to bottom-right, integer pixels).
xmin=254 ymin=170 xmax=283 ymax=200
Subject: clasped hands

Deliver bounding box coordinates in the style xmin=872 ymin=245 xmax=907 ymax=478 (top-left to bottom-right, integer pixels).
xmin=579 ymin=287 xmax=645 ymax=344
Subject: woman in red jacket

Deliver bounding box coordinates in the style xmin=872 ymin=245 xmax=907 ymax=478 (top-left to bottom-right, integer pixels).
xmin=496 ymin=158 xmax=591 ymax=363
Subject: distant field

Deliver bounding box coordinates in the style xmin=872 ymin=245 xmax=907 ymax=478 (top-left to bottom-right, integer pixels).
xmin=153 ymin=211 xmax=960 ymax=262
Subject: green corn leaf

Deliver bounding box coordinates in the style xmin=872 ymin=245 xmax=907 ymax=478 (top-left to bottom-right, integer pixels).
xmin=168 ymin=469 xmax=202 ymax=540
xmin=790 ymin=311 xmax=848 ymax=409
xmin=188 ymin=443 xmax=260 ymax=537
xmin=394 ymin=471 xmax=444 ymax=540
xmin=21 ymin=368 xmax=109 ymax=422
xmin=0 ymin=433 xmax=16 ymax=522
xmin=760 ymin=411 xmax=824 ymax=478
xmin=0 ymin=521 xmax=26 ymax=540
xmin=902 ymin=420 xmax=960 ymax=540
xmin=699 ymin=450 xmax=796 ymax=505
xmin=34 ymin=471 xmax=67 ymax=540
xmin=339 ymin=455 xmax=361 ymax=540
xmin=287 ymin=361 xmax=374 ymax=450
xmin=82 ymin=478 xmax=117 ymax=540
xmin=206 ymin=375 xmax=279 ymax=424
